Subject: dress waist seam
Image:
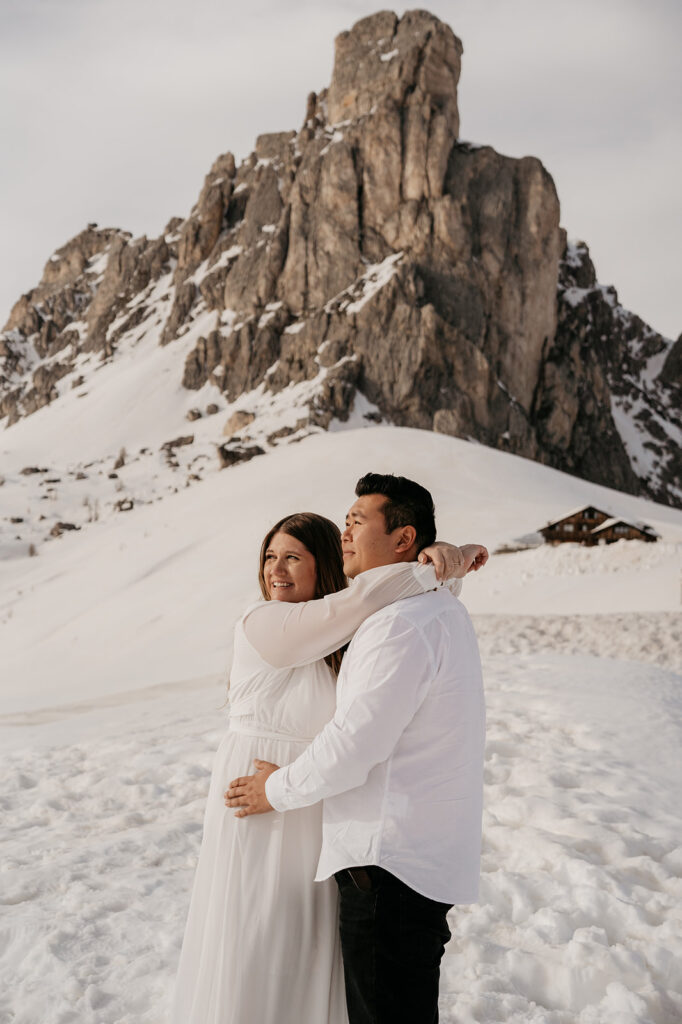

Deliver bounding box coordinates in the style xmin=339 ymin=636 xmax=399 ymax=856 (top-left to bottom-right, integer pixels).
xmin=228 ymin=719 xmax=314 ymax=744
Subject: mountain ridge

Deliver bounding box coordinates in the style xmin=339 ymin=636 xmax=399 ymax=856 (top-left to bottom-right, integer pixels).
xmin=1 ymin=9 xmax=680 ymax=506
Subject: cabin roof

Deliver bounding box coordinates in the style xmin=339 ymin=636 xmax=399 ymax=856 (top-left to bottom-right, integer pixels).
xmin=542 ymin=504 xmax=612 ymax=529
xmin=591 ymin=517 xmax=656 ymax=535
xmin=592 ymin=517 xmax=626 ymax=533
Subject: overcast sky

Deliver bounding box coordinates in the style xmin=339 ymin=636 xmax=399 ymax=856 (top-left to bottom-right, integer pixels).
xmin=1 ymin=0 xmax=680 ymax=340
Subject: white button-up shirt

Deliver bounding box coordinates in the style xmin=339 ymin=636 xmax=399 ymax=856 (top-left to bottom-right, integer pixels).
xmin=266 ymin=582 xmax=486 ymax=904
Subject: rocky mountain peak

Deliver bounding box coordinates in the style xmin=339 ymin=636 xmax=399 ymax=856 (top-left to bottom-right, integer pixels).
xmin=1 ymin=9 xmax=680 ymax=509
xmin=327 ymin=9 xmax=461 ymax=133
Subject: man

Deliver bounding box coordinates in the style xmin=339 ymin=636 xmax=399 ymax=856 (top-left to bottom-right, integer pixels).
xmin=225 ymin=473 xmax=486 ymax=1024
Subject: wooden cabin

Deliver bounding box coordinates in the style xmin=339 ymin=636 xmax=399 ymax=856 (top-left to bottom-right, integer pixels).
xmin=539 ymin=506 xmax=658 ymax=546
xmin=540 ymin=506 xmax=610 ymax=544
xmin=590 ymin=518 xmax=658 ymax=544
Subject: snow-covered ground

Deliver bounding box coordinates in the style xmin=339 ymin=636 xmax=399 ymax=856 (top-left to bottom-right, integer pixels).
xmin=2 ymin=652 xmax=680 ymax=1024
xmin=442 ymin=653 xmax=681 ymax=1024
xmin=3 ymin=427 xmax=681 ymax=712
xmin=2 ymin=426 xmax=682 ymax=1023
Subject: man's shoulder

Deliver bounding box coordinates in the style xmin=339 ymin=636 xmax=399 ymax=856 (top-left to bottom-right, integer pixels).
xmin=357 ymin=587 xmax=461 ymax=635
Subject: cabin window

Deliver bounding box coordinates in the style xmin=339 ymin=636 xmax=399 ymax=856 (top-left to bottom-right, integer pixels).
xmin=615 ymin=525 xmax=628 ymax=535
xmin=564 ymin=524 xmax=574 ymax=532
xmin=583 ymin=510 xmax=592 ymax=519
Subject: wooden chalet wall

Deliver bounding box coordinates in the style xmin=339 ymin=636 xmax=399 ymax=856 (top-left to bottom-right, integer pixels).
xmin=540 ymin=507 xmax=609 ymax=545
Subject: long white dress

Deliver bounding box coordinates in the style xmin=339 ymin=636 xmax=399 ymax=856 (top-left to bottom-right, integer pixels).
xmin=169 ymin=563 xmax=446 ymax=1024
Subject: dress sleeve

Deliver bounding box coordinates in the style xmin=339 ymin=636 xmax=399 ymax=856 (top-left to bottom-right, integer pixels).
xmin=242 ymin=562 xmax=461 ymax=669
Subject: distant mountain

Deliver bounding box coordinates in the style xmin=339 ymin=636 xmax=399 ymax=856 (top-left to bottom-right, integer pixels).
xmin=1 ymin=9 xmax=680 ymax=506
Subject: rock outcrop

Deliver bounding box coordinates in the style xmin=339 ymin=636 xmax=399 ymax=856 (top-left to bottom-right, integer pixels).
xmin=1 ymin=9 xmax=680 ymax=505
xmin=541 ymin=239 xmax=681 ymax=505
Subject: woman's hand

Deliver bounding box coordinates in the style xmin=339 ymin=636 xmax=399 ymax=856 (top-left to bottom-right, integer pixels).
xmin=418 ymin=542 xmax=489 ymax=579
xmin=458 ymin=543 xmax=489 ymax=573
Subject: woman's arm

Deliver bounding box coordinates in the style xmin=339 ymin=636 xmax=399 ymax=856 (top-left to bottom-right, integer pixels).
xmin=419 ymin=542 xmax=489 ymax=577
xmin=242 ymin=561 xmax=458 ymax=670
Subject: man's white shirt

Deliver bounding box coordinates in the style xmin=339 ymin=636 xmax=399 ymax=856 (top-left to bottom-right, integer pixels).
xmin=266 ymin=583 xmax=486 ymax=904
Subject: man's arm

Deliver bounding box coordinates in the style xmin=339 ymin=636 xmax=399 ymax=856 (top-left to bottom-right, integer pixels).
xmin=225 ymin=610 xmax=434 ymax=816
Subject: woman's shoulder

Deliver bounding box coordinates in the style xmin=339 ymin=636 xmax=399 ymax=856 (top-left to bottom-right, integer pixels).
xmin=233 ymin=600 xmax=287 ymax=670
xmin=237 ymin=599 xmax=267 ymax=625
xmin=234 ymin=600 xmax=265 ymax=648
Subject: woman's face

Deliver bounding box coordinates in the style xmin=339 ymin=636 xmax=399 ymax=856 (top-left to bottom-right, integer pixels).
xmin=263 ymin=531 xmax=317 ymax=603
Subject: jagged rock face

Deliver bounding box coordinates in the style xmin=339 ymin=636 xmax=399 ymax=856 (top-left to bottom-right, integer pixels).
xmin=532 ymin=238 xmax=641 ymax=493
xmin=1 ymin=9 xmax=680 ymax=506
xmin=0 ymin=224 xmax=177 ymax=424
xmin=535 ymin=238 xmax=681 ymax=504
xmin=660 ymin=334 xmax=682 ymax=388
xmin=328 ymin=10 xmax=461 ymax=128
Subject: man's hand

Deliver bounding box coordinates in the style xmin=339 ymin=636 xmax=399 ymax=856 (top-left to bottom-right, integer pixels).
xmin=224 ymin=760 xmax=280 ymax=817
xmin=418 ymin=542 xmax=488 ymax=579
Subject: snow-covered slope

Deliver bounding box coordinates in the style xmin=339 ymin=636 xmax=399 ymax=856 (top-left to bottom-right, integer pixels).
xmin=1 ymin=421 xmax=681 ymax=1024
xmin=2 ymin=425 xmax=682 ymax=717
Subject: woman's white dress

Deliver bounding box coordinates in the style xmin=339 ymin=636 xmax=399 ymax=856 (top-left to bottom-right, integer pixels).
xmin=169 ymin=563 xmax=445 ymax=1024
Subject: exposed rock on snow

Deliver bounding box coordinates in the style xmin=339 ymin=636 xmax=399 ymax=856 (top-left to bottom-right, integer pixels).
xmin=217 ymin=442 xmax=265 ymax=468
xmin=222 ymin=409 xmax=255 ymax=437
xmin=49 ymin=520 xmax=79 ymax=537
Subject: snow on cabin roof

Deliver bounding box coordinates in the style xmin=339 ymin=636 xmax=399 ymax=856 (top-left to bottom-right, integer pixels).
xmin=592 ymin=517 xmax=626 ymax=533
xmin=591 ymin=517 xmax=656 ymax=535
xmin=542 ymin=504 xmax=612 ymax=529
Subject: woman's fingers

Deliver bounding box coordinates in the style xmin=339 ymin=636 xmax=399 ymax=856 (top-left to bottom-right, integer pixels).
xmin=474 ymin=546 xmax=489 ymax=568
xmin=459 ymin=544 xmax=489 ymax=573
xmin=420 ymin=542 xmax=466 ymax=579
xmin=431 ymin=549 xmax=445 ymax=579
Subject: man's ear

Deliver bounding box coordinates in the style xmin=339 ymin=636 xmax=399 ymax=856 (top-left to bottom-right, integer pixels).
xmin=394 ymin=525 xmax=417 ymax=553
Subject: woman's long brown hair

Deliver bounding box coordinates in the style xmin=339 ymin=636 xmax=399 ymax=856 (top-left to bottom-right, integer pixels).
xmin=258 ymin=512 xmax=348 ymax=676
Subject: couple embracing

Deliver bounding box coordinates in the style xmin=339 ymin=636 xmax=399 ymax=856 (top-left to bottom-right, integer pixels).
xmin=170 ymin=472 xmax=487 ymax=1024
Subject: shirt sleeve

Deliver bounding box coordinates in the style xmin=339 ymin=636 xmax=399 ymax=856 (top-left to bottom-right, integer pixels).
xmin=265 ymin=609 xmax=435 ymax=812
xmin=242 ymin=562 xmax=461 ymax=669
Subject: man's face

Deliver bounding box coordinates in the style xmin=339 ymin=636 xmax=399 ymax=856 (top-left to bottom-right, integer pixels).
xmin=341 ymin=493 xmax=414 ymax=578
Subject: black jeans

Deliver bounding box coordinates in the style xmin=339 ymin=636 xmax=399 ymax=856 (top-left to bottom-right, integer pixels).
xmin=335 ymin=866 xmax=453 ymax=1024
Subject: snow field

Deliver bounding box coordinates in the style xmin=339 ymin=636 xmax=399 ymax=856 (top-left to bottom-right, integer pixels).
xmin=0 ymin=684 xmax=221 ymax=1024
xmin=440 ymin=655 xmax=681 ymax=1024
xmin=466 ymin=541 xmax=682 ymax=616
xmin=1 ymin=654 xmax=680 ymax=1023
xmin=2 ymin=427 xmax=682 ymax=1022
xmin=474 ymin=611 xmax=682 ymax=673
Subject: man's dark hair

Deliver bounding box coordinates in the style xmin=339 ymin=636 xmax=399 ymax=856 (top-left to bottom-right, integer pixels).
xmin=355 ymin=473 xmax=436 ymax=553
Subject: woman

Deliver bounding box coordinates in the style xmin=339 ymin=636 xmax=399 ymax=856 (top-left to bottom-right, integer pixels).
xmin=170 ymin=513 xmax=476 ymax=1024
